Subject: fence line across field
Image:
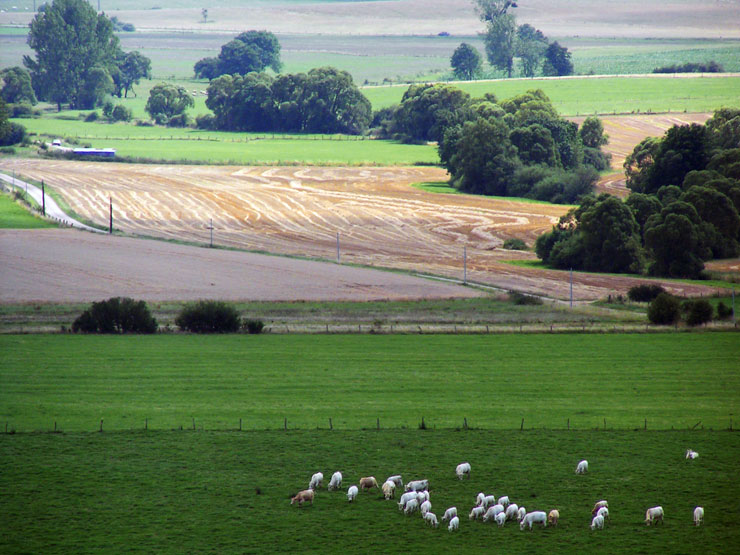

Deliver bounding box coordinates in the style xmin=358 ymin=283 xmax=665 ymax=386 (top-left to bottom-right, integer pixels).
xmin=4 ymin=416 xmax=734 ymax=435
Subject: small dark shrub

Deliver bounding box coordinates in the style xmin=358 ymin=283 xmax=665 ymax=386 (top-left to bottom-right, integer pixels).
xmin=243 ymin=319 xmax=265 ymax=334
xmin=0 ymin=146 xmax=15 ymax=154
xmin=176 ymin=300 xmax=241 ymax=333
xmin=167 ymin=113 xmax=190 ymax=128
xmin=195 ymin=114 xmax=215 ymax=130
xmin=10 ymin=103 xmax=36 ymax=118
xmin=628 ymin=284 xmax=666 ymax=303
xmin=102 ymin=101 xmax=114 ymax=118
xmin=509 ymin=291 xmax=543 ymax=305
xmin=685 ymin=299 xmax=713 ymax=327
xmin=647 ymin=292 xmax=681 ymax=325
xmin=72 ymin=297 xmax=158 ymax=334
xmin=503 ymin=238 xmax=528 ymax=251
xmin=110 ymin=105 xmax=132 ymax=122
xmin=84 ymin=111 xmax=99 ymax=122
xmin=0 ymin=122 xmax=26 ymax=146
xmin=716 ymin=301 xmax=733 ymax=320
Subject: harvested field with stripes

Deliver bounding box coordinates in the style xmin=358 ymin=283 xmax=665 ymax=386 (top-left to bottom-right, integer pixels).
xmin=0 ymin=153 xmax=723 ymax=302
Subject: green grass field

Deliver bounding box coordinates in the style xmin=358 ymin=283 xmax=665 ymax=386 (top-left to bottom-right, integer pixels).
xmin=1 ymin=428 xmax=738 ymax=553
xmin=0 ymin=191 xmax=55 ymax=228
xmin=2 ymin=333 xmax=738 ymax=433
xmin=362 ymin=75 xmax=740 ymax=114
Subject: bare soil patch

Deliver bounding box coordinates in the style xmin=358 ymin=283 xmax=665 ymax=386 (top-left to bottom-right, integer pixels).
xmin=0 ymin=158 xmax=723 ymax=301
xmin=0 ymin=228 xmax=484 ymax=303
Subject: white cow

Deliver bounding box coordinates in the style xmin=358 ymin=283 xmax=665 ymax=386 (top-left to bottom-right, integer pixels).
xmin=448 ymin=516 xmax=460 ymax=532
xmin=520 ymin=511 xmax=547 ymax=530
xmin=693 ymin=506 xmax=704 ymax=526
xmin=575 ymin=460 xmax=589 ymax=474
xmin=456 ymin=462 xmax=471 ymax=480
xmin=645 ymin=506 xmax=664 ymax=526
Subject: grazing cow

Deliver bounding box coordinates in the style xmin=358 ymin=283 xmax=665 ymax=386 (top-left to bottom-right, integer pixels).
xmin=645 ymin=506 xmax=664 ymax=526
xmin=291 ymin=489 xmax=315 ymax=506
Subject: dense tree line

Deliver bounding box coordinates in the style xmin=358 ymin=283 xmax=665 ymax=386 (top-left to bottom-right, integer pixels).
xmin=194 ymin=31 xmax=281 ymax=81
xmin=653 ymin=61 xmax=724 ymax=74
xmin=204 ymin=67 xmax=371 ymax=134
xmin=379 ymin=84 xmax=608 ymax=204
xmin=22 ymin=0 xmax=151 ymax=110
xmin=536 ymin=109 xmax=740 ymax=278
xmin=468 ymin=0 xmax=573 ymax=79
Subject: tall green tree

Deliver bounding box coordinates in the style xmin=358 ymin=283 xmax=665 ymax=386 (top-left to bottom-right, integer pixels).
xmin=482 ymin=13 xmax=517 ymax=77
xmin=393 ymin=83 xmax=472 ymax=143
xmin=146 ymin=83 xmax=194 ymax=125
xmin=451 ymin=43 xmax=482 ymax=80
xmin=474 ymin=0 xmax=518 ymax=20
xmin=515 ymin=24 xmax=548 ymax=77
xmin=113 ymin=51 xmax=151 ymax=98
xmin=24 ymin=0 xmax=121 ymax=110
xmin=542 ymin=41 xmax=574 ymax=76
xmin=196 ymin=30 xmax=281 ymax=80
xmin=0 ymin=67 xmax=37 ymax=105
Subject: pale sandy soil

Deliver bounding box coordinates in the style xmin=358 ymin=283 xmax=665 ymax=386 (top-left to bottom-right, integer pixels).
xmin=2 ymin=1 xmax=739 ymax=38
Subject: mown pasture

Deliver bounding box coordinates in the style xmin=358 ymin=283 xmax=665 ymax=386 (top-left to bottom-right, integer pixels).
xmin=1 ymin=429 xmax=738 ymax=553
xmin=1 ymin=333 xmax=738 ymax=433
xmin=363 ymin=75 xmax=740 ymax=113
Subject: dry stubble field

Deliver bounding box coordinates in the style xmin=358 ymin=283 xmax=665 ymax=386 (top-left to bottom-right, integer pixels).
xmin=0 ymin=111 xmax=726 ymax=303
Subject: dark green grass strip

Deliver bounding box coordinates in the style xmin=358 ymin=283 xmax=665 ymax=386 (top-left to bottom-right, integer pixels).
xmin=0 ymin=429 xmax=738 ymax=553
xmin=1 ymin=333 xmax=738 ymax=432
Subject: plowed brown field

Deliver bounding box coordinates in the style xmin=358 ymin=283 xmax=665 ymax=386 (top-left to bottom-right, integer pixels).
xmin=1 ymin=152 xmax=723 ymax=301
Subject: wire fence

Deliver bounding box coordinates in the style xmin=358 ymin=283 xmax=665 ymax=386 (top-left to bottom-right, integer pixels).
xmin=3 ymin=415 xmax=735 ymax=436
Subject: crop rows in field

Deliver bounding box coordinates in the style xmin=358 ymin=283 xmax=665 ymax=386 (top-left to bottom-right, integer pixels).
xmin=2 ymin=157 xmax=725 ymax=301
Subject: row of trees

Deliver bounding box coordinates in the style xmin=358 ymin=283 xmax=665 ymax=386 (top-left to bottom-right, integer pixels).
xmin=536 ymin=109 xmax=740 ymax=278
xmin=459 ymin=0 xmax=573 ymax=79
xmin=22 ymin=0 xmax=151 ymax=110
xmin=376 ymin=84 xmax=608 ymax=203
xmin=203 ymin=67 xmax=371 ymax=134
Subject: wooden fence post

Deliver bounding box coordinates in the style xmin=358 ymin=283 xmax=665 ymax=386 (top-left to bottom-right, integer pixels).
xmin=99 ymin=419 xmax=103 ymax=432
xmin=284 ymin=417 xmax=287 ymax=431
xmin=239 ymin=418 xmax=242 ymax=431
xmin=464 ymin=417 xmax=468 ymax=430
xmin=520 ymin=418 xmax=524 ymax=431
xmin=567 ymin=418 xmax=570 ymax=430
xmin=329 ymin=418 xmax=333 ymax=430
xmin=377 ymin=417 xmax=380 ymax=430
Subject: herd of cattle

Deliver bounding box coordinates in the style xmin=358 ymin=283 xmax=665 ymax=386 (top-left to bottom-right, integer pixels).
xmin=290 ymin=451 xmax=705 ymax=531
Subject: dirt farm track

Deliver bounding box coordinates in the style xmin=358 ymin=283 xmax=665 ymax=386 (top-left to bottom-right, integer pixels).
xmin=1 ymin=116 xmax=729 ymax=303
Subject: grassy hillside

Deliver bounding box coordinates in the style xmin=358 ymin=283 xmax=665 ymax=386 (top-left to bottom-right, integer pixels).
xmin=0 ymin=191 xmax=55 ymax=228
xmin=1 ymin=333 xmax=738 ymax=432
xmin=1 ymin=429 xmax=738 ymax=553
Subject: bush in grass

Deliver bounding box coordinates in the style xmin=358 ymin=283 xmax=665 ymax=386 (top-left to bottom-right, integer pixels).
xmin=72 ymin=297 xmax=158 ymax=334
xmin=503 ymin=238 xmax=527 ymax=251
xmin=195 ymin=113 xmax=215 ymax=130
xmin=167 ymin=113 xmax=190 ymax=128
xmin=508 ymin=291 xmax=543 ymax=305
xmin=243 ymin=319 xmax=265 ymax=334
xmin=84 ymin=110 xmax=99 ymax=122
xmin=685 ymin=299 xmax=713 ymax=327
xmin=628 ymin=284 xmax=666 ymax=303
xmin=110 ymin=104 xmax=132 ymax=122
xmin=716 ymin=301 xmax=733 ymax=320
xmin=647 ymin=292 xmax=681 ymax=325
xmin=175 ymin=300 xmax=241 ymax=333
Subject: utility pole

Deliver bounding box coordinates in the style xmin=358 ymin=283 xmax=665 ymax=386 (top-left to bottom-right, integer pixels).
xmin=41 ymin=180 xmax=45 ymax=216
xmin=463 ymin=246 xmax=467 ymax=284
xmin=109 ymin=197 xmax=113 ymax=234
xmin=208 ymin=218 xmax=213 ymax=247
xmin=569 ymin=268 xmax=573 ymax=308
xmin=336 ymin=232 xmax=340 ymax=263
